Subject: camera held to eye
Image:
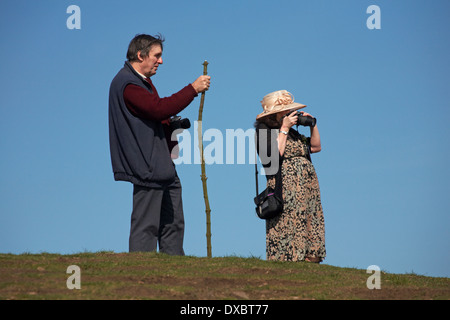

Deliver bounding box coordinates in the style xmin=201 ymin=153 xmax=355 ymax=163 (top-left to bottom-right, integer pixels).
xmin=287 ymin=111 xmax=317 ymax=127
xmin=169 ymin=116 xmax=191 ymax=131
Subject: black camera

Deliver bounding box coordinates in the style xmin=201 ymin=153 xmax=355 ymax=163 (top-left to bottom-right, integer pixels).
xmin=169 ymin=116 xmax=191 ymax=131
xmin=295 ymin=112 xmax=316 ymax=127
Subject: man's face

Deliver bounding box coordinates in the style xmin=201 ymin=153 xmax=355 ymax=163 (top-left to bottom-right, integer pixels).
xmin=140 ymin=44 xmax=163 ymax=77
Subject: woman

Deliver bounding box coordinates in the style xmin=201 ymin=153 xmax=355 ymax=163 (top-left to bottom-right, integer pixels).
xmin=255 ymin=90 xmax=326 ymax=263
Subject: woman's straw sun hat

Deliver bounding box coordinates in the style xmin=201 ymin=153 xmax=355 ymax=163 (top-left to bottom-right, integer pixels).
xmin=256 ymin=90 xmax=306 ymax=120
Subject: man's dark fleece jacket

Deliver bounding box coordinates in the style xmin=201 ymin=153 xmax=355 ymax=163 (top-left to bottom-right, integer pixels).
xmin=108 ymin=61 xmax=197 ymax=187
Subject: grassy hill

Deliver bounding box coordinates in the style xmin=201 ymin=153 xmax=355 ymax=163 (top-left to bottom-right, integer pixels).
xmin=0 ymin=251 xmax=448 ymax=300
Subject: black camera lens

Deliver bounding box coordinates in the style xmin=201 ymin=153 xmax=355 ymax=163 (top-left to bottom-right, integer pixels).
xmin=297 ymin=114 xmax=316 ymax=127
xmin=169 ymin=116 xmax=191 ymax=131
xmin=179 ymin=118 xmax=191 ymax=129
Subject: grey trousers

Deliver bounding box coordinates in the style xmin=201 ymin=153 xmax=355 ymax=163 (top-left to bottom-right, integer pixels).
xmin=129 ymin=177 xmax=185 ymax=255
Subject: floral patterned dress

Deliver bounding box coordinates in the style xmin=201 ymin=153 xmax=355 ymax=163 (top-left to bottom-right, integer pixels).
xmin=266 ymin=129 xmax=326 ymax=262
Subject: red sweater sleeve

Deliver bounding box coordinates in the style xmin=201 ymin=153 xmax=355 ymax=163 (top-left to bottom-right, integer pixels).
xmin=123 ymin=79 xmax=198 ymax=121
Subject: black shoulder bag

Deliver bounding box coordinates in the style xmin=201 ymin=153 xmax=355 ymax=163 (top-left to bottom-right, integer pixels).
xmin=253 ymin=151 xmax=283 ymax=220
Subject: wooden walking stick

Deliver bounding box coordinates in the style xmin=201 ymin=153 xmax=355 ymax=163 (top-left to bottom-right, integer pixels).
xmin=197 ymin=60 xmax=212 ymax=258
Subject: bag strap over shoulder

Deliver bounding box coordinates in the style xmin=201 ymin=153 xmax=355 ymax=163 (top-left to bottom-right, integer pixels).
xmin=254 ymin=132 xmax=283 ymax=197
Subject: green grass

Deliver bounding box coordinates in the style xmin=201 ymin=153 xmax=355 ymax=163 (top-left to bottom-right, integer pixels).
xmin=0 ymin=252 xmax=448 ymax=300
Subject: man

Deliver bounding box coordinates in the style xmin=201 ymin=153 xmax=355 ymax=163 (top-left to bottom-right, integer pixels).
xmin=108 ymin=34 xmax=211 ymax=255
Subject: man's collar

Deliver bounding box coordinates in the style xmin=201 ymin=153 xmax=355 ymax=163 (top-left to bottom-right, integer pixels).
xmin=135 ymin=69 xmax=148 ymax=80
xmin=125 ymin=61 xmax=148 ymax=80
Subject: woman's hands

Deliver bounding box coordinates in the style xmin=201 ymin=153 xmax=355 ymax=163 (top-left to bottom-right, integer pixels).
xmin=300 ymin=111 xmax=314 ymax=120
xmin=280 ymin=111 xmax=298 ymax=132
xmin=279 ymin=110 xmax=321 ymax=154
xmin=281 ymin=111 xmax=316 ymax=131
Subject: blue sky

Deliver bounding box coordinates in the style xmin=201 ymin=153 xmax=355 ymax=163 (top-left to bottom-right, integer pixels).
xmin=1 ymin=0 xmax=449 ymax=278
